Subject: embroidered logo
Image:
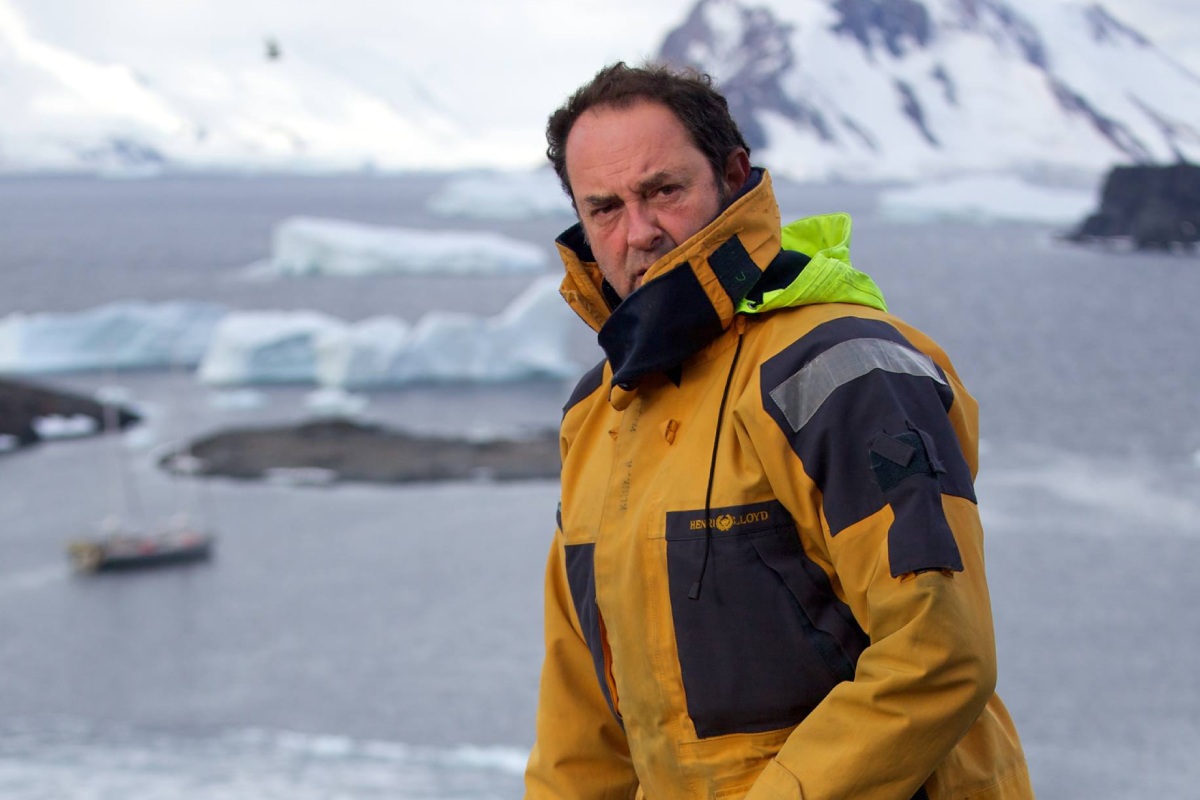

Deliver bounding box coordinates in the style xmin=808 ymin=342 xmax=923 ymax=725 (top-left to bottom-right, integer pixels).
xmin=688 ymin=510 xmax=770 ymax=531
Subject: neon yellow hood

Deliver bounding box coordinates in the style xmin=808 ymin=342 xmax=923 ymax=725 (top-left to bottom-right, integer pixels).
xmin=742 ymin=212 xmax=887 ymax=314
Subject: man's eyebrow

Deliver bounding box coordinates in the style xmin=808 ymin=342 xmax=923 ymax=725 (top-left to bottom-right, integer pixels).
xmin=633 ymin=170 xmax=675 ymax=194
xmin=581 ymin=192 xmax=620 ymax=209
xmin=580 ymin=171 xmax=680 ymax=208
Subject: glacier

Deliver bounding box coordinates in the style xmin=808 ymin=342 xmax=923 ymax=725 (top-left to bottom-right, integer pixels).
xmin=0 ymin=301 xmax=227 ymax=374
xmin=256 ymin=217 xmax=549 ymax=278
xmin=199 ymin=275 xmax=578 ymax=388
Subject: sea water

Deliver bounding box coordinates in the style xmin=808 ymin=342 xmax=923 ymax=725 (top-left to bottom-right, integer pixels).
xmin=0 ymin=174 xmax=1198 ymax=798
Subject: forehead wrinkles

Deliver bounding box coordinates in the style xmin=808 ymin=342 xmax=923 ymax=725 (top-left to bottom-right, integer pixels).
xmin=565 ymin=102 xmax=700 ymax=195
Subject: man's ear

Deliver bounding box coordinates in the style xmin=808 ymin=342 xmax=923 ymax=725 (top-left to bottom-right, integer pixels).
xmin=722 ymin=149 xmax=751 ymax=196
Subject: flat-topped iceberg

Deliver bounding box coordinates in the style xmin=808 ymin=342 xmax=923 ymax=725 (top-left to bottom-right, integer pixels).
xmin=0 ymin=301 xmax=228 ymax=374
xmin=878 ymin=174 xmax=1097 ymax=225
xmin=426 ymin=170 xmax=574 ymax=220
xmin=262 ymin=217 xmax=548 ymax=277
xmin=199 ymin=276 xmax=577 ymax=387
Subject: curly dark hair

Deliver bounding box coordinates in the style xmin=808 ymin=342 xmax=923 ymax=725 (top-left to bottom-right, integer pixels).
xmin=546 ymin=62 xmax=750 ymax=200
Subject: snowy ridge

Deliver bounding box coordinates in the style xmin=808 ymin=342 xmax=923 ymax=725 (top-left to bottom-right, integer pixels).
xmin=659 ymin=0 xmax=1200 ymax=181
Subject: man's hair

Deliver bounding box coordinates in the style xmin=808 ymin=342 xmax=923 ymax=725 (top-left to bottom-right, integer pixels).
xmin=546 ymin=61 xmax=750 ymax=199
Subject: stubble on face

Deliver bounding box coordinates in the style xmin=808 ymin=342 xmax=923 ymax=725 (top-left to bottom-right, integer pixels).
xmin=564 ymin=101 xmax=729 ymax=299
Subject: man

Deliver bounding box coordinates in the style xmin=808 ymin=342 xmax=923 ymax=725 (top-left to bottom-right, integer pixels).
xmin=526 ymin=62 xmax=1033 ymax=800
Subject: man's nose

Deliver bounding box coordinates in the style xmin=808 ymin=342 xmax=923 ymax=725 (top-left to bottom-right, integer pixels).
xmin=625 ymin=203 xmax=662 ymax=251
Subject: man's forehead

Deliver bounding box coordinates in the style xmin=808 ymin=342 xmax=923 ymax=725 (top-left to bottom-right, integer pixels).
xmin=565 ymin=100 xmax=704 ymax=193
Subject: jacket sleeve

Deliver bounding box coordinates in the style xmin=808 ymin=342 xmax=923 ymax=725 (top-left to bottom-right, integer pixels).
xmin=524 ymin=526 xmax=639 ymax=800
xmin=744 ymin=321 xmax=998 ymax=800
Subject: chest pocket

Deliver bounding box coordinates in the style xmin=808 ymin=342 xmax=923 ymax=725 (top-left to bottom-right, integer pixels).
xmin=665 ymin=500 xmax=869 ymax=738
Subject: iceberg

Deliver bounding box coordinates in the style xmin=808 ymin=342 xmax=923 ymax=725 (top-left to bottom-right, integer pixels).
xmin=426 ymin=170 xmax=574 ymax=220
xmin=0 ymin=301 xmax=228 ymax=374
xmin=198 ymin=310 xmax=346 ymax=386
xmin=263 ymin=217 xmax=548 ymax=277
xmin=199 ymin=276 xmax=578 ymax=388
xmin=878 ymin=174 xmax=1097 ymax=225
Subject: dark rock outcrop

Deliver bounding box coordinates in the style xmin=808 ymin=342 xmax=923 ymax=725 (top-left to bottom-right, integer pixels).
xmin=1068 ymin=163 xmax=1200 ymax=250
xmin=0 ymin=377 xmax=140 ymax=450
xmin=160 ymin=417 xmax=560 ymax=485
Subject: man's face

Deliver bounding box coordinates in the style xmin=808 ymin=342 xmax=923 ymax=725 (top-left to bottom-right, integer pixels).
xmin=564 ymin=100 xmax=747 ymax=299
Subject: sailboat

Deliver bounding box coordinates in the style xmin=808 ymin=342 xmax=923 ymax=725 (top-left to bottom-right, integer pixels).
xmin=67 ymin=382 xmax=216 ymax=574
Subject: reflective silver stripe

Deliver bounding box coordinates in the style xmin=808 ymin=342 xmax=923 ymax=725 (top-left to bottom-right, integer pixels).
xmin=768 ymin=338 xmax=946 ymax=433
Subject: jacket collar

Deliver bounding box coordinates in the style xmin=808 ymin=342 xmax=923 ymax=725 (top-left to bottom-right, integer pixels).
xmin=556 ymin=168 xmax=783 ymax=391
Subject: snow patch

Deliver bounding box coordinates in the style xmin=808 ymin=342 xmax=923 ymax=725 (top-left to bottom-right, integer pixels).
xmin=32 ymin=414 xmax=98 ymax=439
xmin=261 ymin=216 xmax=547 ymax=277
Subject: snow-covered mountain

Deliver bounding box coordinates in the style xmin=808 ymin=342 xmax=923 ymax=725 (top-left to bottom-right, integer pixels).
xmin=0 ymin=0 xmax=522 ymax=173
xmin=659 ymin=0 xmax=1200 ymax=180
xmin=3 ymin=0 xmax=1199 ymax=179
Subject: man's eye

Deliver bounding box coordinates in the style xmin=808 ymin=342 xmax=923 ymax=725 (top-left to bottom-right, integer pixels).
xmin=657 ymin=184 xmax=681 ymax=197
xmin=591 ymin=204 xmax=617 ymax=218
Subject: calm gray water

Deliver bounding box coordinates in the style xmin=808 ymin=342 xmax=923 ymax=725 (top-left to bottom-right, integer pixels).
xmin=1 ymin=174 xmax=1198 ymax=798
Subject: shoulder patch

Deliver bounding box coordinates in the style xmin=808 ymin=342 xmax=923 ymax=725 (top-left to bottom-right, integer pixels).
xmin=760 ymin=316 xmax=973 ymax=537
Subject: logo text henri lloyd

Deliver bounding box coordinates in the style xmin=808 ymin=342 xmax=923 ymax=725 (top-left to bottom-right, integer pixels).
xmin=690 ymin=511 xmax=770 ymax=532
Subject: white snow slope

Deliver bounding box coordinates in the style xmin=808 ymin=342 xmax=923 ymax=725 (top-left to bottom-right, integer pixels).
xmin=660 ymin=0 xmax=1200 ymax=181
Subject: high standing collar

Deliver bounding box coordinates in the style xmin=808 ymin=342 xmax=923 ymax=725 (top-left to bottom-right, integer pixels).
xmin=556 ymin=168 xmax=783 ymax=389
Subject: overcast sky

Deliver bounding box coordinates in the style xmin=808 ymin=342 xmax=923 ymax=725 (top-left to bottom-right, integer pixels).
xmin=6 ymin=0 xmax=1198 ymax=135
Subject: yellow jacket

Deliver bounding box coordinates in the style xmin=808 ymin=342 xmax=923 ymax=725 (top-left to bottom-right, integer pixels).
xmin=526 ymin=170 xmax=1033 ymax=800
